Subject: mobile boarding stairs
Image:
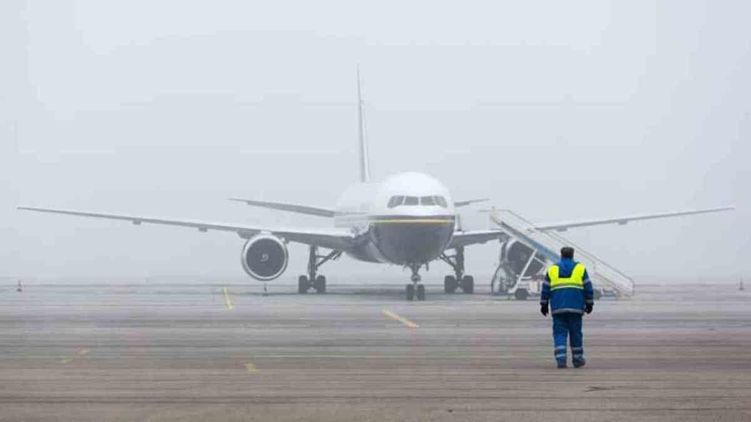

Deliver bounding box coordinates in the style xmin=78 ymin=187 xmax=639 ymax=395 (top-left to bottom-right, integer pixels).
xmin=488 ymin=209 xmax=635 ymax=300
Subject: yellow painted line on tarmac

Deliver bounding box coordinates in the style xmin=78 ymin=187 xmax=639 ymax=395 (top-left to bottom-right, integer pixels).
xmin=244 ymin=362 xmax=258 ymax=373
xmin=60 ymin=347 xmax=90 ymax=364
xmin=223 ymin=287 xmax=234 ymax=310
xmin=382 ymin=309 xmax=419 ymax=329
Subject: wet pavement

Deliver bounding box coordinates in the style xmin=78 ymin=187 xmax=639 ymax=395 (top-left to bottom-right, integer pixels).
xmin=1 ymin=281 xmax=749 ymax=421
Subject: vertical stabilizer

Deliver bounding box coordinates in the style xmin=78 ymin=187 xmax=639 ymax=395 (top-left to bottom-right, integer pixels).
xmin=357 ymin=66 xmax=371 ymax=183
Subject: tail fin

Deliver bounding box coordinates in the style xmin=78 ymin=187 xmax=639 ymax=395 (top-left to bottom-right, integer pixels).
xmin=357 ymin=65 xmax=371 ymax=183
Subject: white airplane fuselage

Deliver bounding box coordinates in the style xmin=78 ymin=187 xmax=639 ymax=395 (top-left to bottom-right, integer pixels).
xmin=332 ymin=171 xmax=456 ymax=266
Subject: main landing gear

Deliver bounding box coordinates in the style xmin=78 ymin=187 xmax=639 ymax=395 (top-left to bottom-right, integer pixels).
xmin=439 ymin=246 xmax=474 ymax=294
xmin=405 ymin=263 xmax=426 ymax=301
xmin=298 ymin=246 xmax=341 ymax=294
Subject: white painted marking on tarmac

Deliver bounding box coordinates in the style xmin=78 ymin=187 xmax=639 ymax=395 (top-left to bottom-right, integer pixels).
xmin=223 ymin=287 xmax=234 ymax=310
xmin=382 ymin=309 xmax=419 ymax=328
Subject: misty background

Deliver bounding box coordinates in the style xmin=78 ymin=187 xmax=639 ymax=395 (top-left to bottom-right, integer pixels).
xmin=1 ymin=1 xmax=748 ymax=285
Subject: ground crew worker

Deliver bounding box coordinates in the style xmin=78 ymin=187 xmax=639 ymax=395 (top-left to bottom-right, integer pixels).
xmin=540 ymin=246 xmax=594 ymax=368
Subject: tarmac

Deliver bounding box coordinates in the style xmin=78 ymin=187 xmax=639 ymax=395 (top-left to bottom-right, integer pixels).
xmin=1 ymin=280 xmax=750 ymax=421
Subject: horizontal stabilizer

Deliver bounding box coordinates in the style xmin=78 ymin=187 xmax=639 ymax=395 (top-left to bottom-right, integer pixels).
xmin=228 ymin=198 xmax=335 ymax=217
xmin=454 ymin=198 xmax=489 ymax=207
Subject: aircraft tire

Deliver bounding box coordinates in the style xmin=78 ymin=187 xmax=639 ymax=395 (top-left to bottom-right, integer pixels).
xmin=416 ymin=284 xmax=426 ymax=301
xmin=444 ymin=276 xmax=457 ymax=293
xmin=314 ymin=275 xmax=327 ymax=294
xmin=406 ymin=284 xmax=415 ymax=301
xmin=298 ymin=276 xmax=309 ymax=294
xmin=461 ymin=275 xmax=474 ymax=294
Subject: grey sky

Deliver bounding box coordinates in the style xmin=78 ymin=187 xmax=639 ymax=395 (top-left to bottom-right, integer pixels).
xmin=1 ymin=0 xmax=748 ymax=283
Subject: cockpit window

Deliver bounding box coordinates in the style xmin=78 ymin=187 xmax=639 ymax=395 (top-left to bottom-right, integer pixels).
xmin=403 ymin=196 xmax=419 ymax=206
xmin=420 ymin=196 xmax=436 ymax=206
xmin=387 ymin=195 xmax=404 ymax=208
xmin=390 ymin=195 xmax=447 ymax=207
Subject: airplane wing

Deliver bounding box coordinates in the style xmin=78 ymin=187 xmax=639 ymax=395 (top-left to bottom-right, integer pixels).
xmin=447 ymin=205 xmax=735 ymax=249
xmin=447 ymin=229 xmax=505 ymax=249
xmin=17 ymin=206 xmax=354 ymax=250
xmin=228 ymin=198 xmax=336 ymax=217
xmin=532 ymin=206 xmax=735 ymax=232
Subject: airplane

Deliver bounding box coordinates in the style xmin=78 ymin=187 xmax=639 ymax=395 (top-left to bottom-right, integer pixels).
xmin=18 ymin=72 xmax=734 ymax=301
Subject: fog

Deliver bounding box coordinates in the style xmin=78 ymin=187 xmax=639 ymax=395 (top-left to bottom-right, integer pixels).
xmin=1 ymin=1 xmax=748 ymax=283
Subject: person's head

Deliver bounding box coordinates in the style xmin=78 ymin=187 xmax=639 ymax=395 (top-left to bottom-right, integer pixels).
xmin=560 ymin=246 xmax=574 ymax=260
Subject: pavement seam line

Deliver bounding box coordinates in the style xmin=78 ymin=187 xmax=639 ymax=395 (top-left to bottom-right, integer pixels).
xmin=382 ymin=309 xmax=419 ymax=328
xmin=223 ymin=287 xmax=234 ymax=310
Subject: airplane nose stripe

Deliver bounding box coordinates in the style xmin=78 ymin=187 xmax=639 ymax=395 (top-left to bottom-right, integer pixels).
xmin=368 ymin=215 xmax=456 ymax=225
xmin=370 ymin=219 xmax=454 ymax=224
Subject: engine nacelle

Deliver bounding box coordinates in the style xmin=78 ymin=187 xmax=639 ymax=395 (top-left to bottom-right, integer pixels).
xmin=240 ymin=234 xmax=289 ymax=281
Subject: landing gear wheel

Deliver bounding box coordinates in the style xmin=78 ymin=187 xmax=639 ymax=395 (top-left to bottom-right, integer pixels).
xmin=444 ymin=276 xmax=457 ymax=293
xmin=314 ymin=275 xmax=327 ymax=294
xmin=406 ymin=284 xmax=415 ymax=301
xmin=514 ymin=288 xmax=529 ymax=301
xmin=302 ymin=246 xmax=341 ymax=295
xmin=416 ymin=284 xmax=426 ymax=301
xmin=461 ymin=275 xmax=474 ymax=294
xmin=298 ymin=276 xmax=309 ymax=294
xmin=440 ymin=247 xmax=471 ymax=296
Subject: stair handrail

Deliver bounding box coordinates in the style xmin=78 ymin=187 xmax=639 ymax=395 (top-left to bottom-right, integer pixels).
xmin=490 ymin=209 xmax=635 ymax=296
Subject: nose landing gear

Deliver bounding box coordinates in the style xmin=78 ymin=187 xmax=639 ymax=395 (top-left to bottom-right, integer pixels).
xmin=406 ymin=264 xmax=426 ymax=301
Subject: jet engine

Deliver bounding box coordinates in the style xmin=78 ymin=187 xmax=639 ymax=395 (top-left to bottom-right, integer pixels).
xmin=240 ymin=234 xmax=289 ymax=281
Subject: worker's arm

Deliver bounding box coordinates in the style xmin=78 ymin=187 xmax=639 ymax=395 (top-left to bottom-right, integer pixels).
xmin=540 ymin=273 xmax=551 ymax=305
xmin=539 ymin=273 xmax=551 ymax=316
xmin=583 ymin=269 xmax=594 ymax=304
xmin=583 ymin=269 xmax=594 ymax=313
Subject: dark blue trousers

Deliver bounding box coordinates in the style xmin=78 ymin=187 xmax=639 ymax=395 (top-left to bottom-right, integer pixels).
xmin=552 ymin=313 xmax=584 ymax=364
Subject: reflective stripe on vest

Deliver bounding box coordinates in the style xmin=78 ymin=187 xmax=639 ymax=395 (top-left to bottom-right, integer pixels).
xmin=547 ymin=263 xmax=586 ymax=291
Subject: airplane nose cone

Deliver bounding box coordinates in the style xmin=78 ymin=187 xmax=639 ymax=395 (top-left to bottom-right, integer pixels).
xmin=369 ymin=216 xmax=455 ymax=265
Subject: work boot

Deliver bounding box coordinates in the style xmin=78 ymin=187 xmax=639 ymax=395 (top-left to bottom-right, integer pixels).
xmin=573 ymin=358 xmax=586 ymax=368
xmin=556 ymin=360 xmax=567 ymax=369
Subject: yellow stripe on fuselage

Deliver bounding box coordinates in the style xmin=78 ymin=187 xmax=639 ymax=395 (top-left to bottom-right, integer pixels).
xmin=370 ymin=219 xmax=454 ymax=224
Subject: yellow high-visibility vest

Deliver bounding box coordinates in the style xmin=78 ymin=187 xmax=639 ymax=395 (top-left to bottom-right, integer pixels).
xmin=547 ymin=263 xmax=586 ymax=291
